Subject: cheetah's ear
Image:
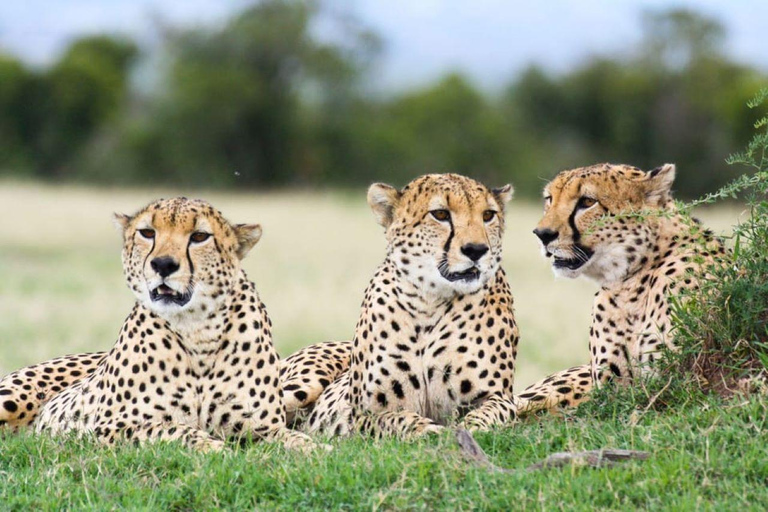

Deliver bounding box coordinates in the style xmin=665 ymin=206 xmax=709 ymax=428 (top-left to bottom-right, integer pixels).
xmin=645 ymin=163 xmax=676 ymax=206
xmin=367 ymin=183 xmax=401 ymax=228
xmin=234 ymin=223 xmax=262 ymax=260
xmin=113 ymin=213 xmax=132 ymax=233
xmin=491 ymin=184 xmax=514 ymax=208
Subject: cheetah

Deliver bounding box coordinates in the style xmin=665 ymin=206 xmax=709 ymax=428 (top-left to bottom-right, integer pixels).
xmin=31 ymin=197 xmax=318 ymax=451
xmin=514 ymin=163 xmax=725 ymax=414
xmin=305 ymin=173 xmax=520 ymax=437
xmin=0 ymin=353 xmax=106 ymax=430
xmin=280 ymin=340 xmax=351 ymax=426
xmin=0 ymin=341 xmax=350 ymax=432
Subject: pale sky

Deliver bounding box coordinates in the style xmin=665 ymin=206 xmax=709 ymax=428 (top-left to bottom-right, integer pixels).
xmin=1 ymin=0 xmax=766 ymax=90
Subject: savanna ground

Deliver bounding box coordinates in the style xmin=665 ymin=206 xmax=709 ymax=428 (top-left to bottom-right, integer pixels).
xmin=1 ymin=181 xmax=764 ymax=510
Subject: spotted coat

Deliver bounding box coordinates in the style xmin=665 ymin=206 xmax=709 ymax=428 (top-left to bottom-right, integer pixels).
xmin=30 ymin=197 xmax=315 ymax=451
xmin=516 ymin=163 xmax=726 ymax=413
xmin=306 ymin=174 xmax=520 ymax=437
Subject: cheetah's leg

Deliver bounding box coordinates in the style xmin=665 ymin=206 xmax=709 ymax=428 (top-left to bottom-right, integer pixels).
xmin=305 ymin=372 xmax=442 ymax=438
xmin=514 ymin=364 xmax=593 ymax=416
xmin=261 ymin=426 xmax=328 ymax=453
xmin=460 ymin=393 xmax=517 ymax=431
xmin=279 ymin=341 xmax=351 ymax=425
xmin=308 ymin=371 xmax=443 ymax=439
xmin=304 ymin=372 xmax=353 ymax=436
xmin=94 ymin=421 xmax=226 ymax=452
xmin=355 ymin=410 xmax=445 ymax=439
xmin=0 ymin=352 xmax=107 ymax=431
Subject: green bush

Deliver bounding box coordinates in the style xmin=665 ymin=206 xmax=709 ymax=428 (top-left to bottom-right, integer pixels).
xmin=581 ymin=89 xmax=768 ymax=420
xmin=669 ymin=89 xmax=768 ymax=389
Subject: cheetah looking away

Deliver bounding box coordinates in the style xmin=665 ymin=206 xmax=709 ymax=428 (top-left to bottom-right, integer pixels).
xmin=515 ymin=163 xmax=726 ymax=414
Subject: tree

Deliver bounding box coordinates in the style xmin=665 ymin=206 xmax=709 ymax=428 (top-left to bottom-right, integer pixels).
xmin=36 ymin=36 xmax=137 ymax=177
xmin=641 ymin=9 xmax=726 ymax=70
xmin=0 ymin=55 xmax=37 ymax=171
xmin=506 ymin=8 xmax=764 ymax=198
xmin=108 ymin=0 xmax=377 ymax=187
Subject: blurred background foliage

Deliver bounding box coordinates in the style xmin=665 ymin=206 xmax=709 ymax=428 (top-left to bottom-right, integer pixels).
xmin=0 ymin=1 xmax=765 ymax=198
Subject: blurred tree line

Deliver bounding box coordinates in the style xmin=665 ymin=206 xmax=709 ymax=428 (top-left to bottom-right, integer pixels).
xmin=0 ymin=2 xmax=764 ymax=198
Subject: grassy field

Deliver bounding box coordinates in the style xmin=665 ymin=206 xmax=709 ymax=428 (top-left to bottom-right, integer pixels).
xmin=2 ymin=394 xmax=767 ymax=509
xmin=0 ymin=181 xmax=759 ymax=510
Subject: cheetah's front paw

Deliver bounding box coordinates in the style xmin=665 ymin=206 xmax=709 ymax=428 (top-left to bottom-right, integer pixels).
xmin=413 ymin=422 xmax=446 ymax=437
xmin=196 ymin=438 xmax=227 ymax=453
xmin=283 ymin=431 xmax=332 ymax=454
xmin=458 ymin=414 xmax=491 ymax=433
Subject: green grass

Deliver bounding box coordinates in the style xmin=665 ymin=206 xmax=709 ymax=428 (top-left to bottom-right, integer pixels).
xmin=2 ymin=395 xmax=767 ymax=510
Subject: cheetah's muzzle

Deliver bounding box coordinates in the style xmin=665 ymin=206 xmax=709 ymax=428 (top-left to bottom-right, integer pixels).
xmin=552 ymin=245 xmax=594 ymax=271
xmin=150 ymin=283 xmax=192 ymax=306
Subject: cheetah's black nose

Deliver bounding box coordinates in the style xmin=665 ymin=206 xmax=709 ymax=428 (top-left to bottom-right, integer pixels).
xmin=533 ymin=228 xmax=558 ymax=245
xmin=151 ymin=257 xmax=180 ymax=277
xmin=461 ymin=243 xmax=489 ymax=262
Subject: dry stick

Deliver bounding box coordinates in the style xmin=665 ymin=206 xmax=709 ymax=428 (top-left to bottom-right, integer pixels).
xmin=525 ymin=448 xmax=651 ymax=471
xmin=454 ymin=428 xmax=513 ymax=474
xmin=641 ymin=377 xmax=674 ymax=415
xmin=630 ymin=376 xmax=675 ymax=426
xmin=454 ymin=429 xmax=650 ymax=473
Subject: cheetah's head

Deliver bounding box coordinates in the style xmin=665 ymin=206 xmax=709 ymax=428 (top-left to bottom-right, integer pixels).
xmin=114 ymin=197 xmax=261 ymax=322
xmin=368 ymin=174 xmax=513 ymax=297
xmin=534 ymin=163 xmax=676 ymax=284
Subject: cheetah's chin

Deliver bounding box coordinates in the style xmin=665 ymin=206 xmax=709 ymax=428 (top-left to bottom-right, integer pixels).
xmin=552 ymin=256 xmax=589 ymax=271
xmin=439 ymin=266 xmax=480 ymax=283
xmin=550 ymin=245 xmax=594 ymax=272
xmin=149 ymin=284 xmax=192 ymax=307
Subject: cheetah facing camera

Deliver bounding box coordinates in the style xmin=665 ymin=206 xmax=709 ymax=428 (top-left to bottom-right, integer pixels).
xmin=306 ymin=173 xmax=520 ymax=437
xmin=32 ymin=197 xmax=316 ymax=452
xmin=515 ymin=163 xmax=726 ymax=414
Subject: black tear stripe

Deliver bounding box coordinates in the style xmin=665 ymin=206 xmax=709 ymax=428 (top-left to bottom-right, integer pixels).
xmin=142 ymin=234 xmax=156 ymax=275
xmin=187 ymin=216 xmax=200 ymax=275
xmin=186 ymin=239 xmax=195 ymax=276
xmin=442 ymin=213 xmax=455 ymax=256
xmin=567 ymin=199 xmax=597 ymax=261
xmin=142 ymin=211 xmax=157 ymax=275
xmin=441 ymin=194 xmax=455 ymax=253
xmin=568 ymin=203 xmax=582 ymax=243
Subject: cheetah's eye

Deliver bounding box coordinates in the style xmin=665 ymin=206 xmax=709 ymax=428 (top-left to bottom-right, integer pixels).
xmin=577 ymin=196 xmax=597 ymax=209
xmin=544 ymin=196 xmax=552 ymax=208
xmin=138 ymin=229 xmax=155 ymax=239
xmin=430 ymin=209 xmax=450 ymax=222
xmin=482 ymin=210 xmax=496 ymax=222
xmin=190 ymin=232 xmax=211 ymax=243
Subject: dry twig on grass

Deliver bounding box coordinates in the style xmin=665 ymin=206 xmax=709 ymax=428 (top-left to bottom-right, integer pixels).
xmin=454 ymin=429 xmax=650 ymax=473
